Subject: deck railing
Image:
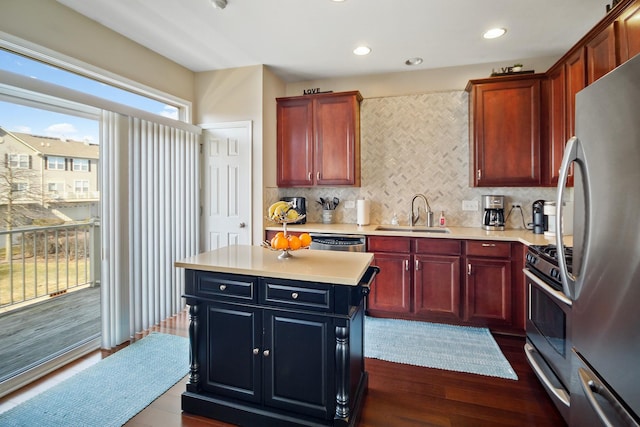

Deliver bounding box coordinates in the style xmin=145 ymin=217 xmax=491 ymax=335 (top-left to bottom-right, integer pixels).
xmin=0 ymin=221 xmax=100 ymax=311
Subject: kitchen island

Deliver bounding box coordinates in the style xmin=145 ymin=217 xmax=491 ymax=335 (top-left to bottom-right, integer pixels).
xmin=176 ymin=245 xmax=377 ymax=427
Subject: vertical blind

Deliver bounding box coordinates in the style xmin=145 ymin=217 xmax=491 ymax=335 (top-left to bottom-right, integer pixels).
xmin=101 ymin=111 xmax=199 ymax=349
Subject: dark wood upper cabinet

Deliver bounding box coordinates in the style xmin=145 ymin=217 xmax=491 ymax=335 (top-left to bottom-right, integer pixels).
xmin=276 ymin=91 xmax=362 ymax=187
xmin=466 ymin=75 xmax=544 ymax=187
xmin=617 ymin=0 xmax=640 ymax=63
xmin=564 ymin=48 xmax=586 ymax=141
xmin=586 ymin=23 xmax=617 ymax=84
xmin=543 ymin=65 xmax=567 ymax=186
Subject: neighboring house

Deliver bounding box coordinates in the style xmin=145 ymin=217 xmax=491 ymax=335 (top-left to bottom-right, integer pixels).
xmin=0 ymin=125 xmax=99 ymax=226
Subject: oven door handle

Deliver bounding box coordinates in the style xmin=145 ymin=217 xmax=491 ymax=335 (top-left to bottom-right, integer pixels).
xmin=525 ymin=343 xmax=570 ymax=408
xmin=524 ymin=269 xmax=572 ymax=307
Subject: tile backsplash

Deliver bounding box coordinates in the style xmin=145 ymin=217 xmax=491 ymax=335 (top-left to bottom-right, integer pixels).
xmin=271 ymin=90 xmax=557 ymax=230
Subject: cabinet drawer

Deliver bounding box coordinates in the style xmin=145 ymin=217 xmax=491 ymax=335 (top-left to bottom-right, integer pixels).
xmin=414 ymin=238 xmax=462 ymax=255
xmin=196 ymin=272 xmax=257 ymax=302
xmin=261 ymin=279 xmax=332 ymax=312
xmin=466 ymin=241 xmax=511 ymax=258
xmin=367 ymin=236 xmax=411 ymax=253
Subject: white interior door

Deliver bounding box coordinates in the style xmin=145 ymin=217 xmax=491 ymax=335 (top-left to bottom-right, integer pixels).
xmin=201 ymin=121 xmax=252 ymax=251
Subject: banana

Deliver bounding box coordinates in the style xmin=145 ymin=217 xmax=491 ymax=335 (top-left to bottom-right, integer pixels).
xmin=268 ymin=201 xmax=289 ymax=218
xmin=268 ymin=201 xmax=293 ymax=220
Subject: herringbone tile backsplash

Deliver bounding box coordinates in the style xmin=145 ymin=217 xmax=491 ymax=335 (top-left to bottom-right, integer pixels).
xmin=272 ymin=90 xmax=556 ymax=229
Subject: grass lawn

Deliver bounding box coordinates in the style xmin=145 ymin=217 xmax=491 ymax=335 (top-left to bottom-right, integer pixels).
xmin=0 ymin=257 xmax=91 ymax=307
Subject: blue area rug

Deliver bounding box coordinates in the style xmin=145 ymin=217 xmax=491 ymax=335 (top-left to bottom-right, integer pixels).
xmin=0 ymin=332 xmax=189 ymax=427
xmin=364 ymin=317 xmax=518 ymax=380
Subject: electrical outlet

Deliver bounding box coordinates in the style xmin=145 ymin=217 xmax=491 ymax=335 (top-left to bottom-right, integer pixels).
xmin=344 ymin=200 xmax=355 ymax=209
xmin=462 ymin=200 xmax=479 ymax=211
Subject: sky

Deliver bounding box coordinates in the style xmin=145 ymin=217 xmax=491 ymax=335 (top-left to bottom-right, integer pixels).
xmin=0 ymin=49 xmax=178 ymax=145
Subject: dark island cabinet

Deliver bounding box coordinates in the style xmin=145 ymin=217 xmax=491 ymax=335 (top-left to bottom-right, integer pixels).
xmin=182 ymin=269 xmax=372 ymax=427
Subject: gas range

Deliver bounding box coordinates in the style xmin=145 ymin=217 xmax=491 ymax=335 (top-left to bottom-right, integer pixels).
xmin=525 ymin=244 xmax=573 ymax=292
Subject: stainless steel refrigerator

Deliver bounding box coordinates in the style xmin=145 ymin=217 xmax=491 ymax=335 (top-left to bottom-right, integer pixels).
xmin=556 ymin=53 xmax=640 ymax=427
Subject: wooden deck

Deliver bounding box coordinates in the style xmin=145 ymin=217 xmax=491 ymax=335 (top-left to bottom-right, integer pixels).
xmin=0 ymin=286 xmax=101 ymax=381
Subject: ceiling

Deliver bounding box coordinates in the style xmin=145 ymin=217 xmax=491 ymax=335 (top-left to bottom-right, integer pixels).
xmin=57 ymin=0 xmax=609 ymax=83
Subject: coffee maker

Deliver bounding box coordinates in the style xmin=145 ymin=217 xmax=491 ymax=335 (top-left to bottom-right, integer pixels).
xmin=482 ymin=195 xmax=505 ymax=230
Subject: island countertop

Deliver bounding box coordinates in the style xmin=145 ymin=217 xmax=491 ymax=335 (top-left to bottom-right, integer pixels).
xmin=175 ymin=244 xmax=374 ymax=286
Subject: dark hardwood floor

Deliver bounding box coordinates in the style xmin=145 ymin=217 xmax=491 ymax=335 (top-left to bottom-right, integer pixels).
xmin=0 ymin=310 xmax=566 ymax=427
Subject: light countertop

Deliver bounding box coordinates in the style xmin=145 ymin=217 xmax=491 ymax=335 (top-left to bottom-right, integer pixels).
xmin=175 ymin=244 xmax=374 ymax=286
xmin=265 ymin=223 xmax=572 ymax=247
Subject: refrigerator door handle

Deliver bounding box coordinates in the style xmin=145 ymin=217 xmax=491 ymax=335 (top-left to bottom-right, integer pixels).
xmin=578 ymin=367 xmax=640 ymax=427
xmin=556 ymin=136 xmax=579 ymax=299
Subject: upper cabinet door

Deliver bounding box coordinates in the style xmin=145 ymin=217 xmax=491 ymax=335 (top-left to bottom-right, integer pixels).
xmin=277 ymin=98 xmax=314 ymax=186
xmin=617 ymin=0 xmax=640 ymax=63
xmin=564 ymin=48 xmax=586 ymax=140
xmin=276 ymin=91 xmax=362 ymax=187
xmin=586 ymin=23 xmax=617 ymax=84
xmin=314 ymin=94 xmax=361 ymax=186
xmin=467 ymin=76 xmax=543 ymax=187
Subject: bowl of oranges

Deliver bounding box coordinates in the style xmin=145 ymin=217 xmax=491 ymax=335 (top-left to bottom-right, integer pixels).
xmin=267 ymin=231 xmax=313 ymax=259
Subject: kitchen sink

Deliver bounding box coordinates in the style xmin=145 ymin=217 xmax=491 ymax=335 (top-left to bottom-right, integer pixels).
xmin=374 ymin=225 xmax=450 ymax=234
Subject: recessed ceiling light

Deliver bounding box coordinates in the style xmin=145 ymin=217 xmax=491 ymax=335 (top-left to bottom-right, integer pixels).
xmin=405 ymin=57 xmax=423 ymax=66
xmin=483 ymin=28 xmax=507 ymax=39
xmin=353 ymin=46 xmax=371 ymax=56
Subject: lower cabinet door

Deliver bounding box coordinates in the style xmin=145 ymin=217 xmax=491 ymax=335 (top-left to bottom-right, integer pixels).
xmin=464 ymin=258 xmax=512 ymax=327
xmin=202 ymin=303 xmax=261 ymax=402
xmin=414 ymin=254 xmax=462 ymax=321
xmin=368 ymin=253 xmax=411 ymax=313
xmin=262 ymin=309 xmax=334 ymax=419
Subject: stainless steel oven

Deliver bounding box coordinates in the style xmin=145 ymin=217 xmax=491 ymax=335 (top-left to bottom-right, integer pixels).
xmin=524 ymin=245 xmax=573 ymax=423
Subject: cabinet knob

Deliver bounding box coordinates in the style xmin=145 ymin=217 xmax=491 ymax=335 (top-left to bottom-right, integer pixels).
xmin=253 ymin=348 xmax=259 ymax=355
xmin=317 ymin=171 xmax=320 ymax=180
xmin=239 ymin=222 xmax=246 ymax=228
xmin=219 ymin=284 xmax=227 ymax=291
xmin=415 ymin=259 xmax=420 ymax=271
xmin=291 ymin=292 xmax=299 ymax=299
xmin=263 ymin=350 xmax=270 ymax=357
xmin=308 ymin=172 xmax=312 ymax=181
xmin=405 ymin=259 xmax=409 ymax=271
xmin=468 ymin=263 xmax=472 ymax=275
xmin=477 ymin=169 xmax=482 ymax=180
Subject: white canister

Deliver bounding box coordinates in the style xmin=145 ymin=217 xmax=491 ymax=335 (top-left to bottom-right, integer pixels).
xmin=356 ymin=199 xmax=370 ymax=226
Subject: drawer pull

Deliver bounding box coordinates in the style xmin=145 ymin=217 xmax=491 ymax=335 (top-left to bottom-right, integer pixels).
xmin=253 ymin=348 xmax=259 ymax=355
xmin=219 ymin=284 xmax=227 ymax=291
xmin=481 ymin=243 xmax=496 ymax=247
xmin=291 ymin=292 xmax=299 ymax=300
xmin=405 ymin=260 xmax=409 ymax=271
xmin=468 ymin=263 xmax=472 ymax=275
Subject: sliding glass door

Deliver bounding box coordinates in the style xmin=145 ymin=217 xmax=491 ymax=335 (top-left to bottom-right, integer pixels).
xmin=0 ymin=99 xmax=101 ymax=394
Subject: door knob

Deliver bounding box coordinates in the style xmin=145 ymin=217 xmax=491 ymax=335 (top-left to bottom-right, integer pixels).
xmin=239 ymin=222 xmax=246 ymax=228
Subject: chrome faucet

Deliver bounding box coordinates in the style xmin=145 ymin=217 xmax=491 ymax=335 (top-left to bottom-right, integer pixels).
xmin=410 ymin=194 xmax=433 ymax=227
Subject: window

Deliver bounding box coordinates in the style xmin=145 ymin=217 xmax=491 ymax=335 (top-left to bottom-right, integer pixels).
xmin=47 ymin=182 xmax=64 ymax=193
xmin=8 ymin=154 xmax=30 ymax=169
xmin=11 ymin=182 xmax=28 ymax=193
xmin=72 ymin=159 xmax=89 ymax=172
xmin=48 ymin=156 xmax=66 ymax=170
xmin=74 ymin=180 xmax=89 ymax=194
xmin=1 ymin=48 xmax=183 ymax=121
